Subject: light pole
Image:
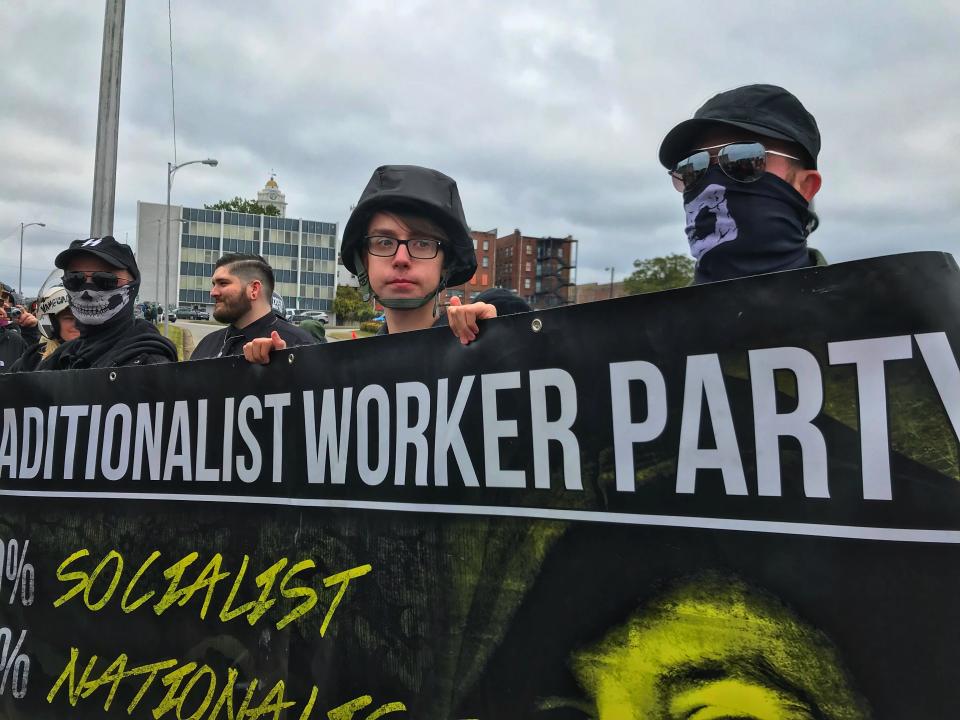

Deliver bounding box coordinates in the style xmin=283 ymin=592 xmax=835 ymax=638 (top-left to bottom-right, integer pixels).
xmin=155 ymin=218 xmax=187 ymax=311
xmin=19 ymin=222 xmax=46 ymax=294
xmin=164 ymin=158 xmax=217 ymax=335
xmin=604 ymin=266 xmax=615 ymax=299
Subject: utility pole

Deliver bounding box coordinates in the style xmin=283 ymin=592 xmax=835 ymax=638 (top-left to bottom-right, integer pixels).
xmin=90 ymin=0 xmax=126 ymax=238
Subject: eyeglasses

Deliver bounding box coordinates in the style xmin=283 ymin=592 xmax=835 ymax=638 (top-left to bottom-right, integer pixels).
xmin=365 ymin=235 xmax=442 ymax=259
xmin=62 ymin=270 xmax=128 ymax=292
xmin=669 ymin=142 xmax=801 ymax=192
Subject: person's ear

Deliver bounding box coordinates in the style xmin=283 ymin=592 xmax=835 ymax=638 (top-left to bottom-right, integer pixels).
xmin=793 ymin=169 xmax=822 ymax=203
xmin=247 ymin=280 xmax=261 ymax=301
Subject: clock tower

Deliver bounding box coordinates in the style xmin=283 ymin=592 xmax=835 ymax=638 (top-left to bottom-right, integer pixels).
xmin=257 ymin=174 xmax=288 ymax=217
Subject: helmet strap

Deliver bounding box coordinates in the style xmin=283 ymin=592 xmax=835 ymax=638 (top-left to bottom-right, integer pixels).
xmin=355 ymin=252 xmax=450 ymax=313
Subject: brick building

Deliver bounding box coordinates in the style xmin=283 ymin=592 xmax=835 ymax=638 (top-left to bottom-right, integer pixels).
xmin=445 ymin=229 xmax=498 ymax=301
xmin=495 ymin=229 xmax=577 ymax=308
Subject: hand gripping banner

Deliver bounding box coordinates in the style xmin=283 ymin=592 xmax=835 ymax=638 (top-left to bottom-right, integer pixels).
xmin=0 ymin=251 xmax=959 ymax=719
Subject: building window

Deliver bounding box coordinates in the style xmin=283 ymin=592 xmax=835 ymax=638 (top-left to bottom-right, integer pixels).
xmin=473 ymin=238 xmax=478 ymax=249
xmin=481 ymin=273 xmax=488 ymax=285
xmin=526 ymin=244 xmax=532 ymax=255
xmin=483 ymin=240 xmax=489 ymax=250
xmin=525 ymin=262 xmax=531 ymax=271
xmin=482 ymin=256 xmax=489 ymax=268
xmin=524 ymin=278 xmax=531 ymax=289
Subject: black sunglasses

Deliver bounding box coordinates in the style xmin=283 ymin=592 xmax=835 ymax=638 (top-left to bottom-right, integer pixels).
xmin=669 ymin=141 xmax=801 ymax=192
xmin=62 ymin=270 xmax=126 ymax=292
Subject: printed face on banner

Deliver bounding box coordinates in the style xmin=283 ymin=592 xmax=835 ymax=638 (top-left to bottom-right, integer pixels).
xmin=364 ymin=211 xmax=444 ymax=300
xmin=571 ymin=576 xmax=868 ymax=720
xmin=210 ymin=265 xmax=254 ymax=323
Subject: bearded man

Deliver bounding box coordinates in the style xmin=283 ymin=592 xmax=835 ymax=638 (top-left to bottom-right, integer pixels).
xmin=190 ymin=253 xmax=314 ymax=361
xmin=37 ymin=236 xmax=177 ymax=370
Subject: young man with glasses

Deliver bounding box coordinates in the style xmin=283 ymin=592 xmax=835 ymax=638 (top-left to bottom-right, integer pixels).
xmin=190 ymin=254 xmax=315 ymax=360
xmin=244 ymin=165 xmax=530 ymax=363
xmin=658 ymin=84 xmax=824 ymax=284
xmin=34 ymin=236 xmax=178 ymax=370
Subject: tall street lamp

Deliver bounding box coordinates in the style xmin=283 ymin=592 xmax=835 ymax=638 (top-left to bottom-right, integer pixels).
xmin=155 ymin=217 xmax=187 ymax=309
xmin=165 ymin=158 xmax=217 ymax=335
xmin=604 ymin=266 xmax=615 ymax=300
xmin=19 ymin=222 xmax=46 ymax=295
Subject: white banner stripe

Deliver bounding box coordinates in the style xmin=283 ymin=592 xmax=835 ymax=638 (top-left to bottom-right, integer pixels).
xmin=1 ymin=488 xmax=958 ymax=544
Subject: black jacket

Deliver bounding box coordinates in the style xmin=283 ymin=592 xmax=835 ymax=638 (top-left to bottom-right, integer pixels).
xmin=0 ymin=326 xmax=27 ymax=372
xmin=36 ymin=319 xmax=177 ymax=370
xmin=191 ymin=310 xmax=317 ymax=360
xmin=9 ymin=340 xmax=45 ymax=372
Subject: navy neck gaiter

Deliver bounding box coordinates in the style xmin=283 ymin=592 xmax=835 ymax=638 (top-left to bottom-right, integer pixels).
xmin=683 ymin=167 xmax=814 ymax=284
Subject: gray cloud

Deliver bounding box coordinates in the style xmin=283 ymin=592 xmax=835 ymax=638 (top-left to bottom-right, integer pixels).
xmin=1 ymin=0 xmax=957 ymax=296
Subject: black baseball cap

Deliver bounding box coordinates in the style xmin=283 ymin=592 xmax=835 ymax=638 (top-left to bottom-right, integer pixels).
xmin=659 ymin=84 xmax=820 ymax=170
xmin=55 ymin=236 xmax=140 ymax=281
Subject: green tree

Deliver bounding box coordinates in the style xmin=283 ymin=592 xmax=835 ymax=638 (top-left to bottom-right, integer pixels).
xmin=623 ymin=253 xmax=695 ymax=294
xmin=334 ymin=285 xmax=375 ymax=323
xmin=205 ymin=196 xmax=280 ymax=216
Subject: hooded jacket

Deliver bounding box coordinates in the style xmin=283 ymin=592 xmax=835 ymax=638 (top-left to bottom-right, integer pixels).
xmin=36 ymin=319 xmax=177 ymax=370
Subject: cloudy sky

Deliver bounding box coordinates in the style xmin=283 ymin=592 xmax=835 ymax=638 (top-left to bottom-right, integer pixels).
xmin=1 ymin=1 xmax=958 ymax=296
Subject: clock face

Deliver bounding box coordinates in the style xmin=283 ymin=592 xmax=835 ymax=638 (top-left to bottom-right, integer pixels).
xmin=269 ymin=192 xmax=279 ymax=200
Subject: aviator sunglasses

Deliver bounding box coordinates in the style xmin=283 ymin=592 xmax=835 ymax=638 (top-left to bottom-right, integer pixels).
xmin=62 ymin=270 xmax=128 ymax=292
xmin=669 ymin=141 xmax=801 ymax=192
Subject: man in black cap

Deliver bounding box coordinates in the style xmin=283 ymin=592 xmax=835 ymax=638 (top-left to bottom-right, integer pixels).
xmin=36 ymin=236 xmax=177 ymax=369
xmin=190 ymin=253 xmax=315 ymax=360
xmin=659 ymin=84 xmax=824 ymax=284
xmin=0 ymin=282 xmax=36 ymax=372
xmin=243 ymin=165 xmax=529 ymax=363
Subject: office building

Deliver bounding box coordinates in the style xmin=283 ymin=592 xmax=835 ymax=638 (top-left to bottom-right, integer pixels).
xmin=135 ymin=177 xmax=338 ymax=314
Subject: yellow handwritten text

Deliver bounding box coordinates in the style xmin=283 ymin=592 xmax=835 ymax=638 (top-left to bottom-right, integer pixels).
xmin=54 ymin=548 xmax=372 ymax=634
xmin=47 ymin=647 xmax=406 ymax=719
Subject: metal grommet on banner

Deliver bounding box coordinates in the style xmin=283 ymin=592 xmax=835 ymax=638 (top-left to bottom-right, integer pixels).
xmin=531 ymin=318 xmax=543 ymax=333
xmin=288 ymin=353 xmax=295 ymax=365
xmin=109 ymin=371 xmax=118 ymax=381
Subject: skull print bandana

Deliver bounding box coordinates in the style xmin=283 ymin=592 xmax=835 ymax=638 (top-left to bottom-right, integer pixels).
xmin=67 ymin=283 xmax=135 ymax=327
xmin=683 ymin=166 xmax=814 ymax=284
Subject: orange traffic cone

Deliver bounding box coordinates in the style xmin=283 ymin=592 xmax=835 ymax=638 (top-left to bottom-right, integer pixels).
xmin=351 ymin=330 xmax=357 ymax=339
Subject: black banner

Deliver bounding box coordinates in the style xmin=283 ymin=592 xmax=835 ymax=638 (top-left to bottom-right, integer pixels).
xmin=1 ymin=251 xmax=959 ymax=718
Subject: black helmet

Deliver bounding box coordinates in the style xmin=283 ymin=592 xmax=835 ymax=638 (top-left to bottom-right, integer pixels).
xmin=341 ymin=165 xmax=477 ymax=288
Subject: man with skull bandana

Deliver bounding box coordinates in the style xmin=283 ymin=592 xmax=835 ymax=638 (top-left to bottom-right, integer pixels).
xmin=658 ymin=84 xmax=824 ymax=284
xmin=36 ymin=236 xmax=178 ymax=370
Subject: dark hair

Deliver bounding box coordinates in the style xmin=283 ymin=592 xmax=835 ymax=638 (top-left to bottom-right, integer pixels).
xmin=369 ymin=210 xmax=448 ymax=243
xmin=215 ymin=253 xmax=275 ymax=296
